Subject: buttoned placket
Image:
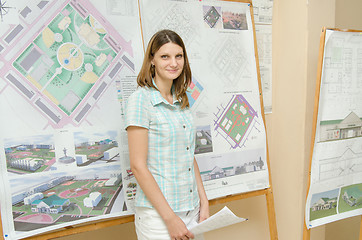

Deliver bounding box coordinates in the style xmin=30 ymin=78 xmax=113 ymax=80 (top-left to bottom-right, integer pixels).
xmin=165 ymin=99 xmax=197 ymax=208
xmin=178 ymin=108 xmax=195 ymax=198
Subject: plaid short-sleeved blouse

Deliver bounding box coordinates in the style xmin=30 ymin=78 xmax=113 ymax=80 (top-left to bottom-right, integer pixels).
xmin=125 ymin=86 xmax=199 ymax=212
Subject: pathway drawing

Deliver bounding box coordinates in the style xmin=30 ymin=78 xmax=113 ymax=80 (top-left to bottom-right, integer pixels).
xmin=214 ymin=94 xmax=258 ymax=149
xmin=0 ymin=0 xmax=136 ymax=129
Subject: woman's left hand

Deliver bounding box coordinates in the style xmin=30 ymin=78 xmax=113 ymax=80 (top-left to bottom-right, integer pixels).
xmin=199 ymin=200 xmax=209 ymax=223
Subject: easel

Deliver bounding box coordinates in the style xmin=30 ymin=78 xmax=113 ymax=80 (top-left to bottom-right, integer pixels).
xmin=0 ymin=1 xmax=278 ymax=239
xmin=11 ymin=189 xmax=277 ymax=240
xmin=303 ymin=27 xmax=362 ymax=240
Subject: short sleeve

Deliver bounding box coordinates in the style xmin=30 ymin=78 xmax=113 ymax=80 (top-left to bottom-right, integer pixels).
xmin=124 ymin=88 xmax=150 ymax=130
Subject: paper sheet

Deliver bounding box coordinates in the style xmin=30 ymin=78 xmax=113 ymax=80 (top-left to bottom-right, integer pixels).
xmin=190 ymin=206 xmax=247 ymax=235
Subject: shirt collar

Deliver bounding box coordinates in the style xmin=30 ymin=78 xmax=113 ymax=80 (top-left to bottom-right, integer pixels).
xmin=149 ymin=79 xmax=180 ymax=107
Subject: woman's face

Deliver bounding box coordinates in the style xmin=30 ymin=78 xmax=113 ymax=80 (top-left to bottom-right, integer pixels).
xmin=151 ymin=42 xmax=184 ymax=83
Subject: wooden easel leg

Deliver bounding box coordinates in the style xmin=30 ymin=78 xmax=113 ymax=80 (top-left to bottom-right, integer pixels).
xmin=359 ymin=215 xmax=362 ymax=240
xmin=303 ymin=220 xmax=310 ymax=240
xmin=265 ymin=188 xmax=278 ymax=240
xmin=0 ymin=214 xmax=4 ymax=240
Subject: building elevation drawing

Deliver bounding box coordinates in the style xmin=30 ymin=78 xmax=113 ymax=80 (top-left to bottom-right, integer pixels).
xmin=306 ymin=30 xmax=362 ymax=228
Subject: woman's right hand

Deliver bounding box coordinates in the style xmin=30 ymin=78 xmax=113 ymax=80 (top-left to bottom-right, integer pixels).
xmin=165 ymin=214 xmax=195 ymax=240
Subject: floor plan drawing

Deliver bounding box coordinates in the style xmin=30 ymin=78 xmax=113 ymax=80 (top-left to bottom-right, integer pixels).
xmin=319 ymin=31 xmax=362 ymax=121
xmin=139 ymin=0 xmax=202 ymax=54
xmin=209 ymin=36 xmax=251 ymax=88
xmin=306 ymin=30 xmax=362 ymax=228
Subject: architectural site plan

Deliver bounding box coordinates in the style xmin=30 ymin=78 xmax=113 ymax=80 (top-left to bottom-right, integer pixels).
xmin=137 ymin=0 xmax=269 ymax=201
xmin=0 ymin=0 xmax=143 ymax=239
xmin=1 ymin=0 xmax=270 ymax=238
xmin=306 ymin=30 xmax=362 ymax=228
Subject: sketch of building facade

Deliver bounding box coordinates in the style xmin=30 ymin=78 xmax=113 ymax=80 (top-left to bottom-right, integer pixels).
xmin=201 ymin=157 xmax=265 ymax=181
xmin=311 ymin=198 xmax=337 ymax=211
xmin=342 ymin=186 xmax=362 ymax=207
xmin=22 ymin=144 xmax=54 ymax=149
xmin=320 ymin=112 xmax=362 ymax=142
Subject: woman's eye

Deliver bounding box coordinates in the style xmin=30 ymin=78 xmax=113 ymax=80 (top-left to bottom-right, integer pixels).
xmin=176 ymin=54 xmax=183 ymax=59
xmin=161 ymin=55 xmax=168 ymax=59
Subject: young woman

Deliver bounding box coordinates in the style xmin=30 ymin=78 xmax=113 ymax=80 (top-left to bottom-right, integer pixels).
xmin=125 ymin=29 xmax=209 ymax=240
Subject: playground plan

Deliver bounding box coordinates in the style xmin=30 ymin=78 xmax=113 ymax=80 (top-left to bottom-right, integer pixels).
xmin=0 ymin=0 xmax=140 ymax=131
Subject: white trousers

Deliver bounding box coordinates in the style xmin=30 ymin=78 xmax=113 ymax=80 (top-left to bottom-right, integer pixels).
xmin=135 ymin=206 xmax=204 ymax=240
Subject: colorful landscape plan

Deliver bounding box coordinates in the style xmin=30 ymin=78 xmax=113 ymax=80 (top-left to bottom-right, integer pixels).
xmin=0 ymin=0 xmax=143 ymax=239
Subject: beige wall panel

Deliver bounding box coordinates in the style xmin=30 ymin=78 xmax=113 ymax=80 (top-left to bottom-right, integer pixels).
xmin=325 ymin=215 xmax=361 ymax=240
xmin=268 ymin=0 xmax=308 ymax=239
xmin=306 ymin=0 xmax=336 ymax=239
xmin=336 ymin=0 xmax=362 ymax=30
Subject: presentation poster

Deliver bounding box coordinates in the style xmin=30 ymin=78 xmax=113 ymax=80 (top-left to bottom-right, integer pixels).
xmin=0 ymin=0 xmax=143 ymax=239
xmin=0 ymin=0 xmax=270 ymax=238
xmin=136 ymin=0 xmax=269 ymax=201
xmin=305 ymin=29 xmax=362 ymax=228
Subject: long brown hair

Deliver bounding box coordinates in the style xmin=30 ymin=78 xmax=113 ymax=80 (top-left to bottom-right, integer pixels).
xmin=137 ymin=29 xmax=191 ymax=109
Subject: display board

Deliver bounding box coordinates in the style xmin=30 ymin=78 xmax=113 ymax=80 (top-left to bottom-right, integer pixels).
xmin=304 ymin=28 xmax=362 ymax=231
xmin=121 ymin=0 xmax=270 ymax=212
xmin=0 ymin=0 xmax=277 ymax=239
xmin=0 ymin=0 xmax=143 ymax=239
